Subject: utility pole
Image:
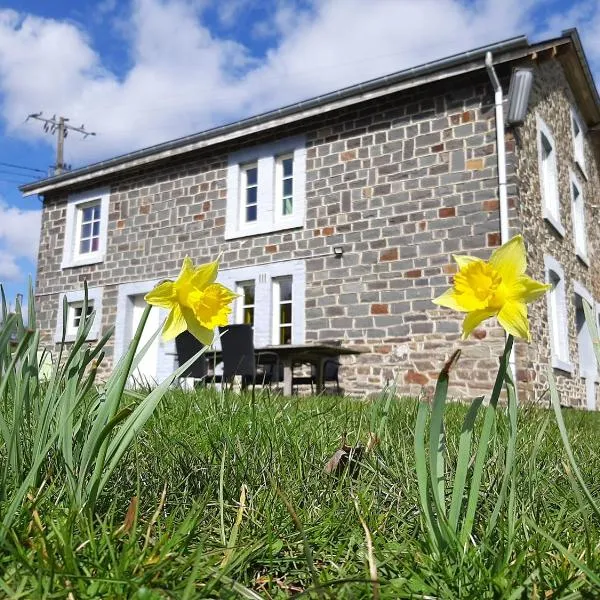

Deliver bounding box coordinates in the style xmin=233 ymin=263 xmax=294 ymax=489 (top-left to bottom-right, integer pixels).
xmin=26 ymin=113 xmax=96 ymax=175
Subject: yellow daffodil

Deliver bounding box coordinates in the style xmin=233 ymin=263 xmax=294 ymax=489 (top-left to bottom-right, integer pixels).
xmin=144 ymin=257 xmax=236 ymax=345
xmin=433 ymin=235 xmax=550 ymax=341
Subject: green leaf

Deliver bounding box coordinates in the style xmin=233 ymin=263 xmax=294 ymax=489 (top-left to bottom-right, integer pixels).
xmin=448 ymin=395 xmax=484 ymax=533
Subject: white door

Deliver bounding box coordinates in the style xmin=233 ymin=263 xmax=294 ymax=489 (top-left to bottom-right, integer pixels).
xmin=130 ymin=294 xmax=160 ymax=386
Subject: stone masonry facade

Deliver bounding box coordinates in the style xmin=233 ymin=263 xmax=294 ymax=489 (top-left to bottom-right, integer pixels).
xmin=514 ymin=58 xmax=600 ymax=408
xmin=32 ymin=51 xmax=599 ymax=406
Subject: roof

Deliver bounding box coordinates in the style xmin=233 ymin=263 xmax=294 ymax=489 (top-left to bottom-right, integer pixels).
xmin=20 ymin=28 xmax=599 ymax=197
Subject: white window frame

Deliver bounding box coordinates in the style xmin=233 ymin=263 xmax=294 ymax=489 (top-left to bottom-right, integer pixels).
xmin=225 ymin=135 xmax=306 ymax=240
xmin=240 ymin=162 xmax=258 ymax=225
xmin=62 ymin=187 xmax=110 ymax=269
xmin=569 ymin=170 xmax=588 ymax=265
xmin=272 ymin=276 xmax=293 ymax=345
xmin=544 ymin=255 xmax=572 ymax=373
xmin=571 ymin=106 xmax=586 ymax=177
xmin=235 ymin=280 xmax=256 ymax=326
xmin=216 ymin=259 xmax=306 ymax=348
xmin=536 ymin=116 xmax=564 ymax=237
xmin=573 ymin=281 xmax=597 ymax=380
xmin=275 ymin=153 xmax=295 ymax=220
xmin=55 ymin=286 xmax=103 ymax=342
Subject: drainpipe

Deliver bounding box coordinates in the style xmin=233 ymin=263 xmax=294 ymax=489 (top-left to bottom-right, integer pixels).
xmin=485 ymin=52 xmax=517 ymax=385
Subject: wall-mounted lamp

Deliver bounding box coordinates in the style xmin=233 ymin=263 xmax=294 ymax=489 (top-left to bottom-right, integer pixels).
xmin=506 ymin=67 xmax=534 ymax=126
xmin=332 ymin=246 xmax=344 ymax=258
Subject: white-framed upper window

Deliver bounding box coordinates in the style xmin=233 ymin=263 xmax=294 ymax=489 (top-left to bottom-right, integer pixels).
xmin=569 ymin=171 xmax=588 ymax=264
xmin=55 ymin=286 xmax=103 ymax=342
xmin=272 ymin=276 xmax=293 ymax=345
xmin=571 ymin=107 xmax=586 ymax=176
xmin=62 ymin=187 xmax=110 ymax=269
xmin=240 ymin=163 xmax=258 ymax=224
xmin=544 ymin=255 xmax=572 ymax=373
xmin=217 ymin=259 xmax=306 ymax=347
xmin=236 ymin=280 xmax=256 ymax=326
xmin=537 ymin=116 xmax=564 ymax=236
xmin=225 ymin=135 xmax=306 ymax=240
xmin=276 ymin=154 xmax=294 ymax=218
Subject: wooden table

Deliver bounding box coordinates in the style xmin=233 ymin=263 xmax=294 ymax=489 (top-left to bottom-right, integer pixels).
xmin=208 ymin=343 xmax=361 ymax=396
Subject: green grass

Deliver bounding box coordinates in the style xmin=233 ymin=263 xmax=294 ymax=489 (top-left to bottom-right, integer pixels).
xmin=2 ymin=388 xmax=600 ymax=599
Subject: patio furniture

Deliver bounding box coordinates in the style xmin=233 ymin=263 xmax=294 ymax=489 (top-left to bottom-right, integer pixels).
xmin=218 ymin=324 xmax=282 ymax=388
xmin=292 ymin=340 xmax=342 ymax=394
xmin=175 ymin=331 xmax=209 ymax=384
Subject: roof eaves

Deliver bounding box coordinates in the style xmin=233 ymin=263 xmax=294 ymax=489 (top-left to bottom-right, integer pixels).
xmin=21 ymin=35 xmax=531 ymax=197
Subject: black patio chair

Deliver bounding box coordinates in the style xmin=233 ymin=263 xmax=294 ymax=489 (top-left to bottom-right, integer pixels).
xmin=175 ymin=331 xmax=209 ymax=385
xmin=292 ymin=340 xmax=342 ymax=395
xmin=218 ymin=324 xmax=281 ymax=389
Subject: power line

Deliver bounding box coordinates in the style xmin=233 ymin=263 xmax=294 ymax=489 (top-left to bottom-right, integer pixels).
xmin=0 ymin=170 xmax=37 ymax=180
xmin=25 ymin=113 xmax=96 ymax=176
xmin=0 ymin=161 xmax=45 ymax=174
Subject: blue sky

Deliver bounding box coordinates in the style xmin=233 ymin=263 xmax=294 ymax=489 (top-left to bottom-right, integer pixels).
xmin=0 ymin=0 xmax=598 ymax=307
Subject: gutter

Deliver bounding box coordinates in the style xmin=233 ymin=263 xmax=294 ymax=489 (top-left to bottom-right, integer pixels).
xmin=21 ymin=36 xmax=530 ymax=197
xmin=485 ymin=51 xmax=517 ymax=385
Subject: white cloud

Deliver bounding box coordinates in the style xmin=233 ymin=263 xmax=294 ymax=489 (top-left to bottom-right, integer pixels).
xmin=0 ymin=0 xmax=590 ymax=169
xmin=0 ymin=200 xmax=41 ymax=281
xmin=0 ymin=250 xmax=20 ymax=281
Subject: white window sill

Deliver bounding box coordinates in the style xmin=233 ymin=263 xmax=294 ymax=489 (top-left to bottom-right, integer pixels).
xmin=224 ymin=217 xmax=304 ymax=241
xmin=576 ymin=250 xmax=590 ymax=266
xmin=552 ymin=357 xmax=574 ymax=374
xmin=60 ymin=333 xmax=99 ymax=344
xmin=575 ymin=159 xmax=588 ymax=180
xmin=543 ymin=212 xmax=565 ymax=238
xmin=61 ymin=253 xmax=105 ymax=270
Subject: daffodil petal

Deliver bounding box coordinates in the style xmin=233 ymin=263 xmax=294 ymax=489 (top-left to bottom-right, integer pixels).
xmin=161 ymin=305 xmax=187 ymax=341
xmin=181 ymin=306 xmax=215 ymax=345
xmin=489 ymin=235 xmax=526 ymax=283
xmin=433 ymin=288 xmax=470 ymax=312
xmin=453 ymin=254 xmax=482 ymax=270
xmin=144 ymin=281 xmax=175 ymax=309
xmin=497 ymin=300 xmax=530 ymax=341
xmin=509 ymin=276 xmax=551 ymax=303
xmin=191 ymin=259 xmax=220 ymax=289
xmin=461 ymin=309 xmax=497 ymax=339
xmin=177 ymin=256 xmax=196 ymax=284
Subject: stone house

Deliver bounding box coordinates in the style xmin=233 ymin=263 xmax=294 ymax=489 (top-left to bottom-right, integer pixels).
xmin=20 ymin=28 xmax=600 ymax=407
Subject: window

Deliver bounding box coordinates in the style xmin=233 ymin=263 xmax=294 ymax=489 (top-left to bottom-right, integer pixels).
xmin=225 ymin=136 xmax=306 ymax=240
xmin=537 ymin=116 xmax=564 ymax=236
xmin=70 ymin=302 xmax=94 ymax=332
xmin=236 ymin=281 xmax=255 ymax=326
xmin=273 ymin=277 xmax=293 ymax=344
xmin=62 ymin=187 xmax=110 ymax=269
xmin=77 ymin=202 xmax=101 ymax=255
xmin=55 ymin=287 xmax=103 ymax=342
xmin=570 ymin=171 xmax=588 ymax=263
xmin=571 ymin=107 xmax=586 ymax=175
xmin=544 ymin=256 xmax=571 ymax=373
xmin=574 ymin=283 xmax=596 ymax=378
xmin=276 ymin=154 xmax=294 ymax=217
xmin=217 ymin=260 xmax=306 ymax=347
xmin=241 ymin=163 xmax=258 ymax=223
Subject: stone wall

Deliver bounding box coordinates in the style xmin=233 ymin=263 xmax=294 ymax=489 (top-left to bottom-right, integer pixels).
xmin=35 ymin=70 xmax=519 ymax=399
xmin=514 ymin=57 xmax=600 ymax=408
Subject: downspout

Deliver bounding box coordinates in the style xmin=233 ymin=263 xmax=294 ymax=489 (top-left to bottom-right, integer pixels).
xmin=485 ymin=52 xmax=517 ymax=383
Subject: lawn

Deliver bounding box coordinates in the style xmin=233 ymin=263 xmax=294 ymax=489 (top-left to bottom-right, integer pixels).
xmin=2 ymin=387 xmax=600 ymax=599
